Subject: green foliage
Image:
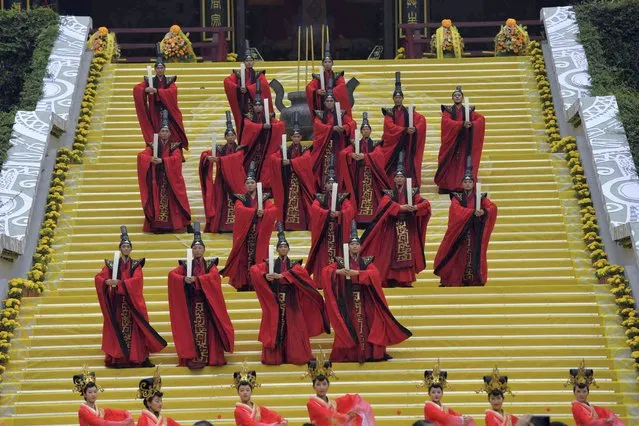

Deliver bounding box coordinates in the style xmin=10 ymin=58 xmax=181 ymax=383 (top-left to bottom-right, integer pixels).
xmin=574 ymin=0 xmax=639 ymax=167
xmin=0 ymin=7 xmax=58 ymax=166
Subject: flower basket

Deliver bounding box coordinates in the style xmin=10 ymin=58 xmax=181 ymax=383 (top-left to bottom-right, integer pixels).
xmin=86 ymin=27 xmax=119 ymax=62
xmin=160 ymin=25 xmax=197 ymax=63
xmin=494 ymin=20 xmax=530 ymax=56
xmin=430 ymin=20 xmax=464 ymax=59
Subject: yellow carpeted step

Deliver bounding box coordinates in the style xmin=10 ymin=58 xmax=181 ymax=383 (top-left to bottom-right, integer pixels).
xmin=1 ymin=57 xmax=637 ymax=426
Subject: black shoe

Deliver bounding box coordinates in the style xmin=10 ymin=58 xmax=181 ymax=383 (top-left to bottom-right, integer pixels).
xmin=140 ymin=359 xmax=155 ymax=368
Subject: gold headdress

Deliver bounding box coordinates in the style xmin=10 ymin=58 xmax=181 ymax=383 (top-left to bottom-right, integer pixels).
xmin=72 ymin=364 xmax=104 ymax=394
xmin=566 ymin=359 xmax=597 ymax=388
xmin=477 ymin=366 xmax=513 ymax=396
xmin=137 ymin=366 xmax=162 ymax=399
xmin=232 ymin=360 xmax=260 ymax=389
xmin=418 ymin=359 xmax=449 ymax=390
xmin=303 ymin=347 xmax=337 ymax=382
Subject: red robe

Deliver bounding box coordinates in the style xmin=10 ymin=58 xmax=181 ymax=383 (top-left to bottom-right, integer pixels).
xmin=424 ymin=401 xmax=476 ymax=426
xmin=268 ymin=145 xmax=315 ymax=231
xmin=434 ymin=105 xmax=486 ymax=194
xmin=433 ymin=191 xmax=497 ymax=287
xmin=223 ymin=69 xmax=273 ymax=137
xmin=221 ymin=193 xmax=277 ymax=290
xmin=306 ymin=71 xmax=351 ymax=117
xmin=234 ymin=402 xmax=286 ymax=426
xmin=137 ymin=409 xmax=181 ymax=426
xmin=78 ymin=404 xmax=133 ymax=426
xmin=311 ymin=110 xmax=356 ymax=190
xmin=307 ymin=394 xmax=376 ymax=426
xmin=94 ymin=258 xmax=167 ymax=367
xmin=137 ymin=141 xmax=191 ymax=233
xmin=239 ymin=113 xmax=286 ymax=189
xmin=572 ymin=401 xmax=626 ymax=426
xmin=338 ymin=138 xmax=386 ymax=225
xmin=360 ymin=189 xmax=431 ymax=287
xmin=305 ymin=193 xmax=355 ymax=288
xmin=133 ymin=76 xmax=188 ymax=150
xmin=168 ymin=258 xmax=234 ymax=367
xmin=380 ymin=106 xmax=427 ymax=187
xmin=321 ymin=257 xmax=412 ymax=362
xmin=485 ymin=410 xmax=518 ymax=426
xmin=250 ymin=258 xmax=330 ymax=365
xmin=199 ymin=143 xmax=246 ymax=232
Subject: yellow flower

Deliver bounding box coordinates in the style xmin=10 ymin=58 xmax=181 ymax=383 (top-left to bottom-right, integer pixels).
xmin=98 ymin=27 xmax=108 ymax=36
xmin=441 ymin=19 xmax=452 ymax=28
xmin=170 ymin=24 xmax=181 ymax=35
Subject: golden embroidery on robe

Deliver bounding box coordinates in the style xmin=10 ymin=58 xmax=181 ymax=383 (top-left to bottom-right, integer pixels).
xmin=158 ymin=171 xmax=170 ymax=222
xmin=322 ymin=139 xmax=334 ymax=177
xmin=225 ymin=195 xmax=236 ymax=225
xmin=463 ymin=231 xmax=474 ymax=281
xmin=327 ymin=220 xmax=337 ymax=262
xmin=353 ymin=288 xmax=365 ymax=353
xmin=395 ymin=220 xmax=412 ymax=262
xmin=247 ymin=222 xmax=257 ymax=267
xmin=285 ymin=173 xmax=301 ymax=224
xmin=277 ymin=291 xmax=287 ymax=343
xmin=359 ymin=166 xmax=374 ymax=216
xmin=120 ymin=300 xmax=132 ymax=350
xmin=193 ymin=301 xmax=209 ymax=363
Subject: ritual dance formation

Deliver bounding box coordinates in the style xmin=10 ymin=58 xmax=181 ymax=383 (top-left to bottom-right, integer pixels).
xmin=80 ymin=44 xmax=627 ymax=426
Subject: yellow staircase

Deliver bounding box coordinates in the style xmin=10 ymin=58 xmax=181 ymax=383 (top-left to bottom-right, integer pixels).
xmin=1 ymin=57 xmax=637 ymax=425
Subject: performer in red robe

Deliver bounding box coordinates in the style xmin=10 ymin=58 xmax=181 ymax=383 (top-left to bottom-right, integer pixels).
xmin=434 ymin=174 xmax=497 ymax=287
xmin=137 ymin=110 xmax=192 ymax=233
xmin=305 ymin=353 xmax=376 ymax=425
xmin=221 ymin=164 xmax=277 ymax=291
xmin=360 ymin=153 xmax=431 ymax=287
xmin=481 ymin=367 xmax=534 ymax=426
xmin=168 ymin=223 xmax=235 ymax=368
xmin=311 ymin=90 xmax=356 ymax=190
xmin=239 ymin=80 xmax=285 ymax=189
xmin=233 ymin=364 xmax=288 ymax=426
xmin=268 ymin=114 xmax=315 ymax=231
xmin=133 ymin=55 xmax=188 ymax=150
xmin=569 ymin=361 xmax=626 ymax=426
xmin=94 ymin=226 xmax=167 ymax=368
xmin=321 ymin=226 xmax=412 ymax=362
xmin=338 ymin=112 xmax=386 ymax=227
xmin=306 ymin=43 xmax=351 ymax=117
xmin=380 ymin=72 xmax=427 ymax=187
xmin=305 ymin=163 xmax=355 ymax=288
xmin=435 ymin=86 xmax=486 ymax=194
xmin=224 ymin=41 xmax=273 ymax=137
xmin=74 ymin=366 xmax=135 ymax=426
xmin=250 ymin=224 xmax=330 ymax=365
xmin=136 ymin=368 xmax=181 ymax=426
xmin=199 ymin=111 xmax=247 ymax=233
xmin=422 ymin=362 xmax=476 ymax=426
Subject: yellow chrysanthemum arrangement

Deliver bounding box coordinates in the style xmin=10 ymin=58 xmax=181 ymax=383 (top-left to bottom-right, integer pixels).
xmin=0 ymin=31 xmax=118 ymax=386
xmin=529 ymin=39 xmax=639 ymax=379
xmin=494 ymin=18 xmax=530 ymax=56
xmin=86 ymin=26 xmax=119 ymax=60
xmin=160 ymin=24 xmax=196 ymax=63
xmin=430 ymin=19 xmax=464 ymax=58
